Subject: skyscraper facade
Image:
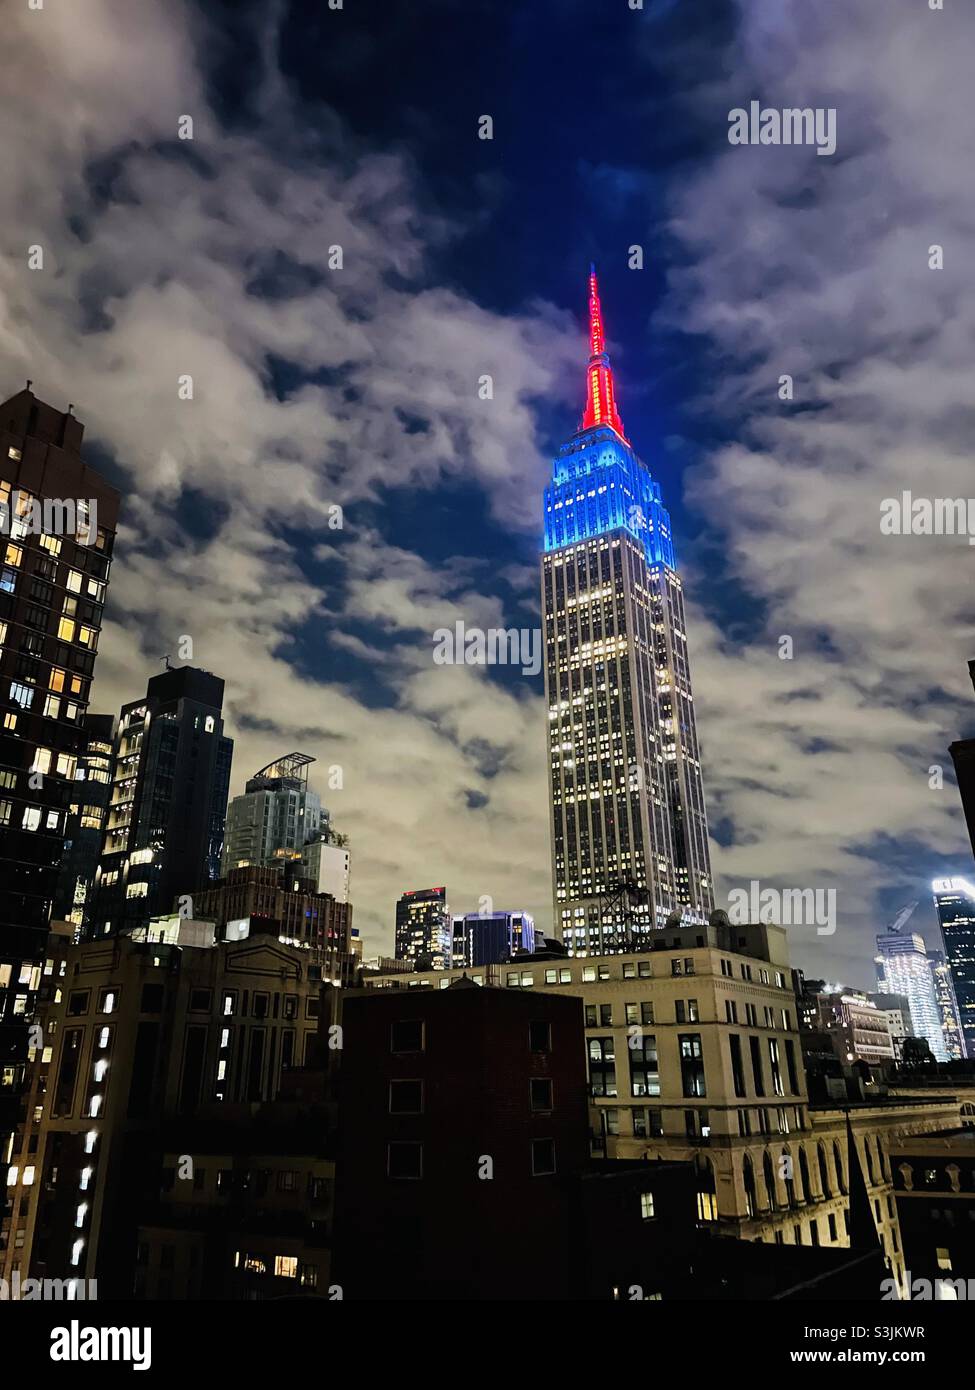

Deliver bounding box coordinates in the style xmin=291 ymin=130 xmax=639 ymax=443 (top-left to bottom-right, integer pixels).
xmin=0 ymin=388 xmax=120 ymax=1126
xmin=394 ymin=887 xmax=450 ymax=968
xmin=221 ymin=752 xmax=321 ymax=874
xmin=932 ymin=876 xmax=975 ymax=1059
xmin=541 ymin=270 xmax=712 ymax=955
xmin=90 ymin=665 xmax=233 ymax=936
xmin=875 ymin=929 xmax=947 ymax=1061
xmin=454 ymin=910 xmax=535 ymax=967
xmin=52 ymin=712 xmax=116 ymax=933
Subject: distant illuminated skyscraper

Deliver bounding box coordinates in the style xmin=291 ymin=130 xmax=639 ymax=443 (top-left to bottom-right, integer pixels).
xmin=875 ymin=928 xmax=947 ymax=1061
xmin=541 ymin=268 xmax=712 ymax=954
xmin=933 ymin=876 xmax=975 ymax=1060
xmin=395 ymin=887 xmax=451 ymax=968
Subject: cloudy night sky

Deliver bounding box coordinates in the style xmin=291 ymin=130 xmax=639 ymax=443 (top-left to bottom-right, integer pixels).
xmin=2 ymin=0 xmax=973 ymax=986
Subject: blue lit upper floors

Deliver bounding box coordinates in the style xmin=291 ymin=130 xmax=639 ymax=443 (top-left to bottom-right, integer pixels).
xmin=543 ymin=426 xmax=676 ymax=570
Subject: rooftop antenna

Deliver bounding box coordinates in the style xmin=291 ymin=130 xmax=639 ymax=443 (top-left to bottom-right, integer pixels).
xmin=160 ymin=655 xmax=174 ymax=671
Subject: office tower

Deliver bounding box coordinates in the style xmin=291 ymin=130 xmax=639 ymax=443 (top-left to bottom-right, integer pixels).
xmin=221 ymin=752 xmax=321 ymax=873
xmin=932 ymin=877 xmax=975 ymax=1059
xmin=929 ymin=949 xmax=965 ymax=1062
xmin=875 ymin=929 xmax=947 ymax=1061
xmin=0 ymin=388 xmax=120 ymax=1128
xmin=394 ymin=887 xmax=450 ymax=968
xmin=91 ymin=665 xmax=233 ymax=937
xmin=52 ymin=713 xmax=116 ymax=933
xmin=949 ymin=659 xmax=975 ymax=863
xmin=0 ymin=918 xmax=326 ymax=1297
xmin=454 ymin=910 xmax=536 ymax=967
xmin=541 ymin=268 xmax=712 ymax=955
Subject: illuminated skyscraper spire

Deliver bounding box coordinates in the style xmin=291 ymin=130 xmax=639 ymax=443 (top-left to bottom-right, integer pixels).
xmin=581 ymin=263 xmax=627 ymax=441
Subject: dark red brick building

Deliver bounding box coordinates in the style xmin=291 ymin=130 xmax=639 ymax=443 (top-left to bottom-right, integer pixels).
xmin=333 ymin=979 xmax=589 ymax=1299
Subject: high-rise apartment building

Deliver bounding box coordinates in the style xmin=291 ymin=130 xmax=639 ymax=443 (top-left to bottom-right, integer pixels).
xmin=221 ymin=753 xmax=321 ymax=874
xmin=90 ymin=665 xmax=233 ymax=937
xmin=0 ymin=388 xmax=120 ymax=1126
xmin=0 ymin=918 xmax=327 ymax=1296
xmin=52 ymin=713 xmax=116 ymax=934
xmin=875 ymin=929 xmax=947 ymax=1061
xmin=394 ymin=887 xmax=450 ymax=968
xmin=932 ymin=877 xmax=975 ymax=1060
xmin=542 ymin=270 xmax=712 ymax=955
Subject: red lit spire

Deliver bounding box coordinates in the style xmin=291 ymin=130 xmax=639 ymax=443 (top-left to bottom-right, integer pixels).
xmin=581 ymin=263 xmax=627 ymax=440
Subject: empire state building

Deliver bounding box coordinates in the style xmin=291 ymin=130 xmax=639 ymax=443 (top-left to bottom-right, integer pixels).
xmin=541 ymin=268 xmax=713 ymax=954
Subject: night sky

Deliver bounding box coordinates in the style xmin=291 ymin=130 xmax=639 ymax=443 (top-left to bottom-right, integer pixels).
xmin=3 ymin=0 xmax=974 ymax=984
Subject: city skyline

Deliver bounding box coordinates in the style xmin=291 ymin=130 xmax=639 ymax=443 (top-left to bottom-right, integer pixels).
xmin=2 ymin=0 xmax=974 ymax=993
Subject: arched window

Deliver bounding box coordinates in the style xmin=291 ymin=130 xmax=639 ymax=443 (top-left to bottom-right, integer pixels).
xmin=833 ymin=1140 xmax=847 ymax=1194
xmin=818 ymin=1142 xmax=831 ymax=1197
xmin=782 ymin=1146 xmax=797 ymax=1207
xmin=743 ymin=1155 xmax=757 ymax=1219
xmin=798 ymin=1146 xmax=811 ymax=1204
xmin=763 ymin=1150 xmax=778 ymax=1210
xmin=695 ymin=1155 xmax=717 ymax=1222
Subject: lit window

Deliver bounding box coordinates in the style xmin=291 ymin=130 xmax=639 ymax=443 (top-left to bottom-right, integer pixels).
xmin=80 ymin=1168 xmax=92 ymax=1191
xmin=75 ymin=1202 xmax=87 ymax=1228
xmin=84 ymin=1132 xmax=97 ymax=1154
xmin=58 ymin=618 xmax=76 ymax=642
xmin=22 ymin=1166 xmax=35 ymax=1186
xmin=71 ymin=1239 xmax=84 ymax=1267
xmin=640 ymin=1191 xmax=655 ymax=1220
xmin=274 ymin=1256 xmax=298 ymax=1278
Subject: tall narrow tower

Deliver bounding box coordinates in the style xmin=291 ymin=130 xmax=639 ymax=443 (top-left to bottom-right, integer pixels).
xmin=541 ymin=269 xmax=713 ymax=954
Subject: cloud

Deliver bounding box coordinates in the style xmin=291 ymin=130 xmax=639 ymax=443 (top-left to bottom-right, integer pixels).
xmin=661 ymin=0 xmax=975 ymax=983
xmin=0 ymin=0 xmax=563 ymax=953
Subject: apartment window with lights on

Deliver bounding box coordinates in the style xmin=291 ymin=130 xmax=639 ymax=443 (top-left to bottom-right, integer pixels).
xmin=640 ymin=1191 xmax=655 ymax=1221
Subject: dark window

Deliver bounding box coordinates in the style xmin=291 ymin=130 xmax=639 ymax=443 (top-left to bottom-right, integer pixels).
xmin=388 ymin=1079 xmax=423 ymax=1114
xmin=252 ymin=992 xmax=269 ymax=1020
xmin=387 ymin=1142 xmax=423 ymax=1179
xmin=530 ymin=1078 xmax=553 ymax=1111
xmin=531 ymin=1138 xmax=556 ymax=1176
xmin=140 ymin=983 xmax=164 ymax=1013
xmin=749 ymin=1035 xmax=765 ymax=1095
xmin=529 ymin=1020 xmax=551 ymax=1052
xmin=729 ymin=1034 xmax=747 ymax=1098
xmin=67 ymin=991 xmax=90 ymax=1017
xmin=189 ymin=989 xmax=212 ymax=1012
xmin=390 ymin=1020 xmax=424 ymax=1053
